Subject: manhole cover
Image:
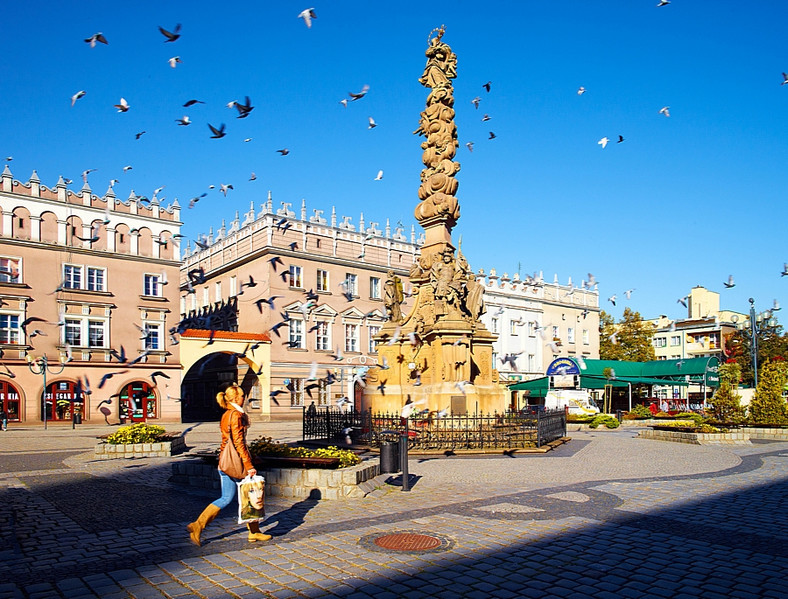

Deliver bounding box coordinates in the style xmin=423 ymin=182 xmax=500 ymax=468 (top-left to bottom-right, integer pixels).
xmin=359 ymin=530 xmax=454 ymax=554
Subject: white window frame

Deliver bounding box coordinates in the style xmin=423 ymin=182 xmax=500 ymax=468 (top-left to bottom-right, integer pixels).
xmin=63 ymin=316 xmax=109 ymax=348
xmin=289 ymin=318 xmax=304 ymax=349
xmin=214 ymin=281 xmax=222 ymax=303
xmin=369 ymin=277 xmax=381 ymax=300
xmin=143 ymin=321 xmax=163 ymax=350
xmin=315 ymin=320 xmax=331 ymax=351
xmin=0 ymin=257 xmax=21 ymax=283
xmin=290 ymin=378 xmax=305 ymax=407
xmin=86 ymin=267 xmax=106 ymax=292
xmin=316 ymin=269 xmax=329 ymax=292
xmin=490 ymin=317 xmax=499 ymax=334
xmin=289 ymin=265 xmax=303 ymax=288
xmin=144 ymin=273 xmax=162 ymax=297
xmin=229 ymin=275 xmax=238 ymax=297
xmin=0 ymin=313 xmax=21 ymax=344
xmin=670 ymin=335 xmax=681 ymax=347
xmin=509 ymin=320 xmax=519 ymax=335
xmin=527 ymin=322 xmax=535 ymax=337
xmin=202 ymin=287 xmax=209 ymax=307
xmin=344 ymin=323 xmax=359 ymax=353
xmin=63 ymin=264 xmax=83 ymax=290
xmin=368 ymin=325 xmax=380 ymax=353
xmin=345 ymin=273 xmax=358 ymax=297
xmin=552 ymin=325 xmax=560 ymax=340
xmin=567 ymin=327 xmax=575 ymax=344
xmin=582 ymin=329 xmax=590 ymax=345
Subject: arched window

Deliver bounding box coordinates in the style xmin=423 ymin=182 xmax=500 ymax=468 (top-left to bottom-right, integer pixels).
xmin=11 ymin=207 xmax=31 ymax=239
xmin=0 ymin=380 xmax=21 ymax=422
xmin=119 ymin=381 xmax=157 ymax=422
xmin=39 ymin=211 xmax=58 ymax=243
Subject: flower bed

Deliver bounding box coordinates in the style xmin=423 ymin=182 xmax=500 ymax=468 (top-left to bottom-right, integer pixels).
xmin=95 ymin=423 xmax=186 ymax=459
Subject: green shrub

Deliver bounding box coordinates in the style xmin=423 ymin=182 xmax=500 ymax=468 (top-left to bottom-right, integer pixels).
xmin=566 ymin=414 xmax=595 ymax=423
xmin=629 ymin=404 xmax=653 ymax=419
xmin=588 ymin=414 xmax=620 ymax=429
xmin=248 ymin=436 xmax=361 ymax=468
xmin=105 ymin=423 xmax=166 ymax=445
xmin=674 ymin=412 xmax=704 ymax=425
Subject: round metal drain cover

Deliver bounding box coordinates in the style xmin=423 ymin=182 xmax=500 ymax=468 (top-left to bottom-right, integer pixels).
xmin=359 ymin=530 xmax=454 ymax=554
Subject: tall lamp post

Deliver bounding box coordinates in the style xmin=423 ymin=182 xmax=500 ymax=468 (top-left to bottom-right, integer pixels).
xmin=28 ymin=355 xmax=66 ymax=430
xmin=747 ymin=298 xmax=775 ymax=389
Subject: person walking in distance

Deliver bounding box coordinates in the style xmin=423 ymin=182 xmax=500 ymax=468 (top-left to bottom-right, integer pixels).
xmin=187 ymin=384 xmax=271 ymax=545
xmin=0 ymin=407 xmax=7 ymax=431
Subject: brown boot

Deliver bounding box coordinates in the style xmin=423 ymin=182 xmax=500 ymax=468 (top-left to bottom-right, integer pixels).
xmin=247 ymin=521 xmax=272 ymax=542
xmin=187 ymin=503 xmax=221 ymax=547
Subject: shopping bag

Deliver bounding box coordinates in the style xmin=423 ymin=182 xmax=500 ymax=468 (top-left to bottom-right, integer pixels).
xmin=237 ymin=474 xmax=266 ymax=523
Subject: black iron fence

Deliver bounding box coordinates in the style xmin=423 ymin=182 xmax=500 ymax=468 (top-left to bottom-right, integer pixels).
xmin=303 ymin=407 xmax=567 ymax=450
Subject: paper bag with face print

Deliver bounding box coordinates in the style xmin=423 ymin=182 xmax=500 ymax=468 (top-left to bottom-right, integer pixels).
xmin=237 ymin=475 xmax=265 ymax=523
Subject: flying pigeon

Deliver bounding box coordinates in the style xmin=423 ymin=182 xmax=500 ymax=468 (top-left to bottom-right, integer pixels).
xmin=466 ymin=141 xmax=474 ymax=153
xmin=482 ymin=81 xmax=491 ymax=92
xmin=659 ymin=106 xmax=670 ymax=117
xmin=374 ymin=170 xmax=383 ymax=180
xmin=208 ymin=123 xmax=226 ymax=139
xmin=608 ymin=295 xmax=617 ymax=306
xmin=368 ymin=116 xmax=377 ymax=129
xmin=114 ymin=98 xmax=129 ymax=112
xmin=577 ymin=86 xmax=586 ymax=95
xmin=782 ymin=73 xmax=788 ymax=86
xmin=471 ymin=96 xmax=481 ymax=109
xmin=277 ymin=148 xmax=290 ymax=155
xmin=159 ymin=24 xmax=182 ymax=43
xmin=598 ymin=137 xmax=609 ymax=148
xmin=168 ymin=56 xmax=182 ymax=68
xmin=71 ymin=90 xmax=86 ymax=106
xmin=297 ymin=8 xmax=316 ymax=28
xmin=84 ymin=32 xmax=108 ymax=47
xmin=183 ymin=99 xmax=204 ymax=107
xmin=349 ymin=84 xmax=370 ymax=101
xmin=176 ymin=116 xmax=191 ymax=126
xmin=724 ymin=275 xmax=735 ymax=289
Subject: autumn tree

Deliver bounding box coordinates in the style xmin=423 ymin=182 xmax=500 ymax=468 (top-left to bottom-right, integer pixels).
xmin=599 ymin=308 xmax=656 ymax=362
xmin=725 ymin=318 xmax=788 ymax=387
xmin=709 ymin=362 xmax=745 ymax=422
xmin=748 ymin=360 xmax=788 ymax=424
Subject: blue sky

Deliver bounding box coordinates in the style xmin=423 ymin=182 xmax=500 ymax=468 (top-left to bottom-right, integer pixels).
xmin=2 ymin=1 xmax=786 ymax=322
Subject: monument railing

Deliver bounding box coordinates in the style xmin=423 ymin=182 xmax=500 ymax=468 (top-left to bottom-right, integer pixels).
xmin=302 ymin=407 xmax=566 ymax=450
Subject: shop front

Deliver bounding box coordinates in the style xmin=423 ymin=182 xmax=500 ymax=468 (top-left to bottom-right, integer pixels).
xmin=43 ymin=380 xmax=85 ymax=422
xmin=119 ymin=381 xmax=157 ymax=423
xmin=0 ymin=380 xmax=21 ymax=422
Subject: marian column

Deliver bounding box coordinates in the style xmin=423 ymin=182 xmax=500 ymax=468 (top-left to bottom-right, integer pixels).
xmin=362 ymin=27 xmax=506 ymax=416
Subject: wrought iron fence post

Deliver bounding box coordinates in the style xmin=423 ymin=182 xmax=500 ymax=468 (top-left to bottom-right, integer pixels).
xmin=400 ymin=417 xmax=410 ymax=492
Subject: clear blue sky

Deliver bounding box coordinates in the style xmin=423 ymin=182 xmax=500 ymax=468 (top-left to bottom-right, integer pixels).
xmin=2 ymin=1 xmax=786 ymax=322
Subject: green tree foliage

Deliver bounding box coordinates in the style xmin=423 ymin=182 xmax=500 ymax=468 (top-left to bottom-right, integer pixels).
xmin=599 ymin=308 xmax=656 ymax=362
xmin=725 ymin=319 xmax=788 ymax=387
xmin=748 ymin=360 xmax=788 ymax=424
xmin=709 ymin=362 xmax=745 ymax=422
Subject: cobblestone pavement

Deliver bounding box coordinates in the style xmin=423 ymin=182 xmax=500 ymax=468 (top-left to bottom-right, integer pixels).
xmin=1 ymin=423 xmax=787 ymax=598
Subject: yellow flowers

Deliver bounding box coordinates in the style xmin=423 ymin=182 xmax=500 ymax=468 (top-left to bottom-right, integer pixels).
xmin=105 ymin=423 xmax=166 ymax=445
xmin=248 ymin=436 xmax=361 ymax=468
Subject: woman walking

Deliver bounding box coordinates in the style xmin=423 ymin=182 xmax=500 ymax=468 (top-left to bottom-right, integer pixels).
xmin=187 ymin=384 xmax=271 ymax=546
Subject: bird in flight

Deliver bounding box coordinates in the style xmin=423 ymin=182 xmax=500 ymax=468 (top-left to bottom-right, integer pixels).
xmin=598 ymin=137 xmax=609 ymax=148
xmin=617 ymin=135 xmax=625 ymax=143
xmin=481 ymin=114 xmax=491 ymax=122
xmin=208 ymin=123 xmax=226 ymax=139
xmin=471 ymin=96 xmax=481 ymax=109
xmin=466 ymin=141 xmax=474 ymax=153
xmin=249 ymin=172 xmax=257 ymax=181
xmin=368 ymin=116 xmax=377 ymax=129
xmin=135 ymin=131 xmax=146 ymax=139
xmin=168 ymin=56 xmax=182 ymax=68
xmin=577 ymin=86 xmax=586 ymax=95
xmin=71 ymin=90 xmax=86 ymax=106
xmin=488 ymin=131 xmax=496 ymax=140
xmin=183 ymin=99 xmax=204 ymax=107
xmin=176 ymin=115 xmax=191 ymax=126
xmin=659 ymin=106 xmax=670 ymax=117
xmin=624 ymin=288 xmax=635 ymax=299
xmin=723 ymin=275 xmax=735 ymax=289
xmin=349 ymin=84 xmax=370 ymax=101
xmin=781 ymin=73 xmax=788 ymax=86
xmin=374 ymin=170 xmax=383 ymax=181
xmin=220 ymin=183 xmax=233 ymax=196
xmin=232 ymin=96 xmax=254 ymax=118
xmin=298 ymin=8 xmax=317 ymax=28
xmin=277 ymin=148 xmax=290 ymax=155
xmin=608 ymin=295 xmax=617 ymax=306
xmin=482 ymin=81 xmax=491 ymax=92
xmin=114 ymin=98 xmax=129 ymax=112
xmin=159 ymin=24 xmax=182 ymax=43
xmin=781 ymin=263 xmax=788 ymax=277
xmin=677 ymin=296 xmax=688 ymax=308
xmin=84 ymin=32 xmax=108 ymax=47
xmin=657 ymin=0 xmax=671 ymax=6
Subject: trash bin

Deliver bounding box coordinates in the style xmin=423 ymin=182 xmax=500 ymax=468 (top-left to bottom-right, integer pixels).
xmin=380 ymin=442 xmax=400 ymax=473
xmin=73 ymin=413 xmax=82 ymax=425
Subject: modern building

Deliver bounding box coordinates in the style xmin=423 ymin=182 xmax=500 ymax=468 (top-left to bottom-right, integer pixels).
xmin=0 ymin=167 xmax=183 ymax=424
xmin=179 ymin=194 xmax=423 ymax=419
xmin=478 ymin=269 xmax=600 ymax=386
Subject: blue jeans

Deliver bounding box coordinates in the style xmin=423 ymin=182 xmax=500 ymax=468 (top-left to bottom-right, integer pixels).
xmin=212 ymin=469 xmax=239 ymax=510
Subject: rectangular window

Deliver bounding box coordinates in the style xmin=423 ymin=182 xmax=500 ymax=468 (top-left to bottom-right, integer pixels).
xmin=144 ymin=322 xmax=162 ymax=350
xmin=567 ymin=327 xmax=575 ymax=344
xmin=88 ymin=320 xmax=106 ymax=348
xmin=289 ymin=265 xmax=302 ymax=288
xmin=65 ymin=318 xmax=82 ymax=346
xmin=318 ymin=379 xmax=329 ymax=406
xmin=369 ymin=277 xmax=381 ymax=299
xmin=344 ymin=323 xmax=358 ymax=352
xmin=345 ymin=273 xmax=358 ymax=297
xmin=202 ymin=287 xmax=209 ymax=307
xmin=289 ymin=378 xmax=304 ymax=407
xmin=527 ymin=322 xmax=535 ymax=337
xmin=654 ymin=337 xmax=667 ymax=348
xmin=64 ymin=265 xmax=83 ymax=290
xmin=0 ymin=258 xmax=21 ymax=283
xmin=582 ymin=329 xmax=590 ymax=345
xmin=490 ymin=318 xmax=499 ymax=334
xmin=229 ymin=275 xmax=238 ymax=297
xmin=214 ymin=281 xmax=222 ymax=303
xmin=0 ymin=314 xmax=20 ymax=343
xmin=509 ymin=320 xmax=519 ymax=335
xmin=87 ymin=267 xmax=105 ymax=292
xmin=670 ymin=335 xmax=681 ymax=347
xmin=316 ymin=269 xmax=329 ymax=292
xmin=315 ymin=321 xmax=331 ymax=351
xmin=289 ymin=319 xmax=303 ymax=348
xmin=528 ymin=354 xmax=535 ymax=372
xmin=369 ymin=325 xmax=380 ymax=353
xmin=552 ymin=325 xmax=560 ymax=340
xmin=144 ymin=274 xmax=162 ymax=297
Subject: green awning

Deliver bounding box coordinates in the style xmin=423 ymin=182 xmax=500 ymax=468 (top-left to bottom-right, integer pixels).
xmin=507 ymin=377 xmax=549 ymax=396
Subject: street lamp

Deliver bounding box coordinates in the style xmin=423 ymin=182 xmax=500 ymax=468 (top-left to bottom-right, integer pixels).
xmin=747 ymin=298 xmax=776 ymax=389
xmin=27 ymin=354 xmax=66 ymax=430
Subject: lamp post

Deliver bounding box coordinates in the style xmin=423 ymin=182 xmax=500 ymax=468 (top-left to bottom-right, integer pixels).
xmin=28 ymin=355 xmax=66 ymax=430
xmin=747 ymin=298 xmax=775 ymax=389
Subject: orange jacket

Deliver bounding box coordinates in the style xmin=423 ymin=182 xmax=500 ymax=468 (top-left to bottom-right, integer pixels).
xmin=219 ymin=408 xmax=254 ymax=473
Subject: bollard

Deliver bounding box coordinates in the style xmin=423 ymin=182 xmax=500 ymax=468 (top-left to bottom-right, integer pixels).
xmin=399 ymin=429 xmax=410 ymax=492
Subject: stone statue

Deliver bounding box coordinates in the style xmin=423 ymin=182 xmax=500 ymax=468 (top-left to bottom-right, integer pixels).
xmin=414 ymin=26 xmax=461 ymax=226
xmin=383 ymin=270 xmax=404 ymax=322
xmin=430 ymin=250 xmax=464 ymax=318
xmin=457 ymin=248 xmax=485 ymax=321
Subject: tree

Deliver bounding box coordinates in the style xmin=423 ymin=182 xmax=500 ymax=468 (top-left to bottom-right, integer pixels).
xmin=748 ymin=360 xmax=788 ymax=424
xmin=709 ymin=362 xmax=745 ymax=422
xmin=724 ymin=319 xmax=788 ymax=387
xmin=599 ymin=308 xmax=656 ymax=362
